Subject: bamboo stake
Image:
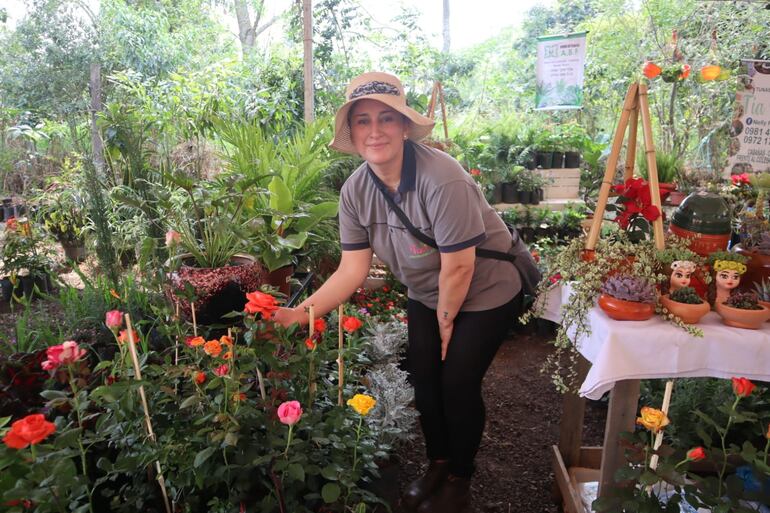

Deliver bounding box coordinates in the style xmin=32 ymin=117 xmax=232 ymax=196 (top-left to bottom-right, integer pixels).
xmin=649 ymin=380 xmax=675 ymax=473
xmin=427 ymin=82 xmax=438 ymax=119
xmin=585 ymin=83 xmax=639 ymax=251
xmin=624 ymin=101 xmax=639 ymax=182
xmin=337 ymin=305 xmax=344 ymax=407
xmin=308 ymin=305 xmax=316 ymax=402
xmin=190 ymin=302 xmax=198 ymax=337
xmin=124 ymin=314 xmax=172 ymax=513
xmin=637 ymin=83 xmax=666 ymax=250
xmin=174 ymin=303 xmax=180 ymax=367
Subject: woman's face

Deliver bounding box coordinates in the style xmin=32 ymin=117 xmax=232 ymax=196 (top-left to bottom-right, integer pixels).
xmin=670 ymin=269 xmax=692 ymax=289
xmin=349 ymin=99 xmax=408 ymax=171
xmin=716 ymin=270 xmax=741 ymax=289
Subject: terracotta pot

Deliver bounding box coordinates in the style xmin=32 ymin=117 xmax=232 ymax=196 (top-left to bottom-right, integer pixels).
xmin=167 ymin=253 xmax=267 ymax=324
xmin=734 ymin=245 xmax=770 ymax=292
xmin=267 ymin=264 xmax=295 ymax=296
xmin=660 ymin=294 xmax=711 ymax=324
xmin=715 ymin=301 xmax=770 ymax=329
xmin=598 ymin=294 xmax=655 ymax=321
xmin=760 ymin=301 xmax=770 ymax=322
xmin=669 ymin=224 xmax=731 ymax=257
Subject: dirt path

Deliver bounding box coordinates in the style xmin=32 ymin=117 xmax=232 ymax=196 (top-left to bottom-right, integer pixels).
xmin=396 ymin=330 xmax=607 ymax=513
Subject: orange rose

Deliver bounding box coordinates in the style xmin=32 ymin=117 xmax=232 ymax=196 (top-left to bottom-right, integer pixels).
xmin=233 ymin=392 xmax=246 ymax=402
xmin=186 ymin=336 xmax=205 ymax=347
xmin=2 ymin=414 xmax=56 ymax=449
xmin=636 ymin=406 xmax=670 ymax=433
xmin=765 ymin=424 xmax=770 ymax=440
xmin=194 ymin=371 xmax=206 ymax=385
xmin=313 ymin=318 xmax=327 ymax=334
xmin=341 ymin=315 xmax=364 ymax=333
xmin=222 ymin=351 xmax=233 ymax=360
xmin=203 ymin=340 xmax=222 ymax=357
xmin=305 ymin=338 xmax=316 ymax=351
xmin=220 ymin=335 xmax=233 ymax=346
xmin=244 ymin=291 xmax=279 ymax=320
xmin=118 ymin=329 xmax=139 ymax=345
xmin=731 ymin=377 xmax=755 ymax=398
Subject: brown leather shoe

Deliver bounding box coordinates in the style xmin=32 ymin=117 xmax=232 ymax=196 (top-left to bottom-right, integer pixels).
xmin=416 ymin=474 xmax=470 ymax=513
xmin=400 ymin=460 xmax=450 ymax=511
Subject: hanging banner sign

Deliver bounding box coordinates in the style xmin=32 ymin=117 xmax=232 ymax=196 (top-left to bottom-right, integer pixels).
xmin=535 ymin=31 xmax=587 ymax=110
xmin=724 ymin=59 xmax=770 ymax=177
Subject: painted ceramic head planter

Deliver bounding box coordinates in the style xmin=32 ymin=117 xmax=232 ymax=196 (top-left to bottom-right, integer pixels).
xmin=670 ymin=260 xmax=697 ymax=292
xmin=713 ymin=259 xmax=747 ymax=306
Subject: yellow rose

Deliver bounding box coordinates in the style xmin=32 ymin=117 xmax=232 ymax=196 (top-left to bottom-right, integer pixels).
xmin=347 ymin=394 xmax=376 ymax=416
xmin=636 ymin=406 xmax=670 ymax=433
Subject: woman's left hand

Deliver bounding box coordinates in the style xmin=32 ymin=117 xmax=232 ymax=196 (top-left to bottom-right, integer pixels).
xmin=439 ymin=320 xmax=453 ymax=361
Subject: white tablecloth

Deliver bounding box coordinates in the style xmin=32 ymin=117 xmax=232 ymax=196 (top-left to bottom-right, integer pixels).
xmin=541 ymin=284 xmax=770 ymax=400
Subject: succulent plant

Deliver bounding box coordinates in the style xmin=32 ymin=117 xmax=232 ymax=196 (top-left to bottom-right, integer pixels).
xmin=670 ymin=286 xmax=703 ymax=305
xmin=753 ymin=278 xmax=770 ymax=302
xmin=601 ymin=274 xmax=656 ymax=303
xmin=724 ymin=291 xmax=763 ymax=310
xmin=708 ymin=250 xmax=748 ymax=267
xmin=757 ymin=232 xmax=770 ymax=256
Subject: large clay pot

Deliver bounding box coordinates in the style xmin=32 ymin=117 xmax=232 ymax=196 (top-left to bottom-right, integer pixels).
xmin=267 ymin=265 xmax=295 ymax=296
xmin=167 ymin=254 xmax=267 ymax=325
xmin=62 ymin=241 xmax=87 ymax=263
xmin=669 ymin=192 xmax=732 ymax=257
xmin=598 ymin=294 xmax=655 ymax=321
xmin=660 ymin=295 xmax=711 ymax=324
xmin=734 ymin=245 xmax=770 ymax=292
xmin=715 ymin=302 xmax=770 ymax=329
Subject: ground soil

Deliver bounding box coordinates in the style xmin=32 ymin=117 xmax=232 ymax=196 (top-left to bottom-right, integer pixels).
xmin=395 ymin=328 xmax=608 ymax=513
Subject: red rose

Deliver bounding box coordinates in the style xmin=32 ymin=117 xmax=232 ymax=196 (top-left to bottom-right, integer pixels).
xmin=341 ymin=316 xmax=364 ymax=333
xmin=470 ymin=168 xmax=481 ymax=176
xmin=305 ymin=338 xmax=316 ymax=351
xmin=642 ymin=61 xmax=662 ymax=79
xmin=194 ymin=371 xmax=206 ymax=385
xmin=244 ymin=291 xmax=279 ymax=320
xmin=686 ymin=447 xmax=706 ymax=461
xmin=2 ymin=414 xmax=56 ymax=449
xmin=731 ymin=377 xmax=755 ymax=398
xmin=313 ymin=318 xmax=327 ymax=334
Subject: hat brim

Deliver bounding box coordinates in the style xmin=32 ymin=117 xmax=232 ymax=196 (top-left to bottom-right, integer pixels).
xmin=329 ymin=94 xmax=435 ymax=155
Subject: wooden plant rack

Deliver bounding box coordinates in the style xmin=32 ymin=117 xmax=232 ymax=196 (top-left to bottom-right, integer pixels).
xmin=553 ymin=82 xmax=667 ymax=513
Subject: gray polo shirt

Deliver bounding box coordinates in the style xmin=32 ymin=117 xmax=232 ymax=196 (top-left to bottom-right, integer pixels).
xmin=339 ymin=141 xmax=521 ymax=311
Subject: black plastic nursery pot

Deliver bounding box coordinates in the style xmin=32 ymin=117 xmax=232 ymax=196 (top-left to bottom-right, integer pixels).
xmin=11 ymin=274 xmax=51 ymax=300
xmin=530 ymin=189 xmax=541 ymax=205
xmin=535 ymin=151 xmax=553 ymax=169
xmin=551 ymin=151 xmax=565 ymax=168
xmin=490 ymin=183 xmax=503 ymax=204
xmin=564 ymin=151 xmax=581 ymax=168
xmin=517 ymin=190 xmax=532 ymax=204
xmin=502 ymin=182 xmax=519 ymax=203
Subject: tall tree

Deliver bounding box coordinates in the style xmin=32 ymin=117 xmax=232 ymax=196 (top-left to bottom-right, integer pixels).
xmin=233 ymin=0 xmax=280 ymax=55
xmin=442 ymin=0 xmax=450 ymax=53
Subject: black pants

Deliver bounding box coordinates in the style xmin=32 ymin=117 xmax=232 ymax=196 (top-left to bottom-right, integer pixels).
xmin=406 ymin=295 xmax=520 ymax=478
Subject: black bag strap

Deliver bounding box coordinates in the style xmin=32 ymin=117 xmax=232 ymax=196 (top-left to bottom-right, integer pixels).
xmin=368 ymin=168 xmax=517 ymax=264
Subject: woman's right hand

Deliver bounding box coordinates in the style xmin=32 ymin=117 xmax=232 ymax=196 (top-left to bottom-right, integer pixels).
xmin=272 ymin=307 xmax=307 ymax=328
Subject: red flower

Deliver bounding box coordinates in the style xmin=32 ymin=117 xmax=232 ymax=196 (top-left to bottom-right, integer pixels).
xmin=642 ymin=61 xmax=661 ymax=79
xmin=2 ymin=414 xmax=56 ymax=449
xmin=679 ymin=64 xmax=691 ymax=79
xmin=470 ymin=168 xmax=481 ymax=176
xmin=118 ymin=329 xmax=139 ymax=345
xmin=194 ymin=371 xmax=206 ymax=385
xmin=5 ymin=217 xmax=17 ymax=231
xmin=731 ymin=173 xmax=751 ymax=186
xmin=305 ymin=338 xmax=316 ymax=351
xmin=313 ymin=318 xmax=327 ymax=334
xmin=549 ymin=273 xmax=562 ymax=284
xmin=244 ymin=291 xmax=280 ymax=320
xmin=731 ymin=377 xmax=755 ymax=398
xmin=686 ymin=447 xmax=706 ymax=461
xmin=341 ymin=315 xmax=364 ymax=333
xmin=613 ymin=178 xmax=663 ymax=231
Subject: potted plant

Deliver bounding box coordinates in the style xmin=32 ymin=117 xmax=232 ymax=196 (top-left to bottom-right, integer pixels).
xmin=715 ymin=291 xmax=770 ymax=329
xmin=534 ymin=129 xmax=555 ymax=169
xmin=637 ymin=150 xmax=682 ymax=190
xmin=0 ymin=217 xmax=55 ymax=300
xmin=501 ymin=166 xmax=522 ymax=203
xmin=34 ymin=184 xmax=89 ymax=262
xmin=660 ymin=286 xmax=710 ymax=324
xmin=557 ymin=123 xmax=587 ymax=169
xmin=752 ymin=278 xmax=770 ymax=313
xmin=516 ymin=169 xmax=547 ymax=205
xmin=733 ymin=213 xmax=770 ymax=290
xmin=598 ymin=274 xmax=657 ymax=321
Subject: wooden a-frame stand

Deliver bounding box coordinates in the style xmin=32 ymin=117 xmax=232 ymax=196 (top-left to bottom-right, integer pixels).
xmin=553 ymin=82 xmax=668 ymax=513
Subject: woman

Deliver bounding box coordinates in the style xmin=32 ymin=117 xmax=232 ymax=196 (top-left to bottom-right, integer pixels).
xmin=274 ymin=71 xmax=528 ymax=513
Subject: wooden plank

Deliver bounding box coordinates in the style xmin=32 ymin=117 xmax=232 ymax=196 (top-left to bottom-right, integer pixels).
xmin=552 ymin=445 xmax=587 ymax=513
xmin=585 ymin=83 xmax=638 ymax=251
xmin=598 ymin=379 xmax=641 ymax=496
xmin=579 ymin=447 xmax=603 ymax=470
xmin=558 ymin=355 xmax=590 ymax=468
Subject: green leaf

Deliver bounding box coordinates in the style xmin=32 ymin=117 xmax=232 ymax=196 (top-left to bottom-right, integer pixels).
xmin=321 ymin=482 xmax=341 ymax=504
xmin=293 ymin=201 xmax=339 ymax=232
xmin=0 ymin=416 xmax=11 ymax=428
xmin=321 ymin=465 xmax=339 ymax=480
xmin=40 ymin=390 xmax=69 ymax=400
xmin=278 ymin=232 xmax=307 ymax=250
xmin=180 ymin=395 xmax=200 ymax=409
xmin=54 ymin=428 xmax=82 ymax=449
xmin=288 ymin=463 xmax=305 ymax=482
xmin=92 ymin=360 xmax=114 ymax=372
xmin=194 ymin=447 xmax=216 ymax=468
xmin=268 ymin=177 xmax=293 ymax=214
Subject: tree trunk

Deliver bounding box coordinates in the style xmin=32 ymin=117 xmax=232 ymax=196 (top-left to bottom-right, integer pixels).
xmin=442 ymin=0 xmax=450 ymax=53
xmin=234 ymin=0 xmax=280 ymax=56
xmin=89 ymin=62 xmax=104 ymax=174
xmin=303 ymin=0 xmax=314 ymax=122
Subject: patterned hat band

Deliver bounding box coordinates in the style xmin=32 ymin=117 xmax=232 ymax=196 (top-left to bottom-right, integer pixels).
xmin=713 ymin=260 xmax=747 ymax=274
xmin=349 ymin=81 xmax=401 ymax=100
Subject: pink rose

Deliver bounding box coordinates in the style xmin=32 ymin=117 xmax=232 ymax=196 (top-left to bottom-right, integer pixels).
xmin=277 ymin=400 xmax=302 ymax=426
xmin=41 ymin=341 xmax=87 ymax=371
xmin=105 ymin=310 xmax=123 ymax=331
xmin=165 ymin=230 xmax=181 ymax=247
xmin=214 ymin=364 xmax=229 ymax=377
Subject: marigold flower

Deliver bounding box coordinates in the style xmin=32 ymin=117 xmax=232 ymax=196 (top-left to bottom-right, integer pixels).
xmin=118 ymin=329 xmax=139 ymax=345
xmin=636 ymin=406 xmax=670 ymax=433
xmin=203 ymin=340 xmax=222 ymax=357
xmin=277 ymin=400 xmax=303 ymax=425
xmin=41 ymin=341 xmax=87 ymax=371
xmin=104 ymin=310 xmax=123 ymax=331
xmin=244 ymin=291 xmax=280 ymax=319
xmin=186 ymin=336 xmax=205 ymax=347
xmin=347 ymin=394 xmax=377 ymax=416
xmin=194 ymin=371 xmax=206 ymax=385
xmin=220 ymin=335 xmax=233 ymax=346
xmin=686 ymin=447 xmax=706 ymax=461
xmin=342 ymin=315 xmax=364 ymax=333
xmin=731 ymin=377 xmax=755 ymax=398
xmin=2 ymin=414 xmax=56 ymax=449
xmin=214 ymin=364 xmax=229 ymax=377
xmin=305 ymin=338 xmax=316 ymax=351
xmin=313 ymin=318 xmax=327 ymax=334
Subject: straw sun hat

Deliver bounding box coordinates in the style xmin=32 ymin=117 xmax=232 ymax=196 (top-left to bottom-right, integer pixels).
xmin=329 ymin=71 xmax=435 ymax=155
